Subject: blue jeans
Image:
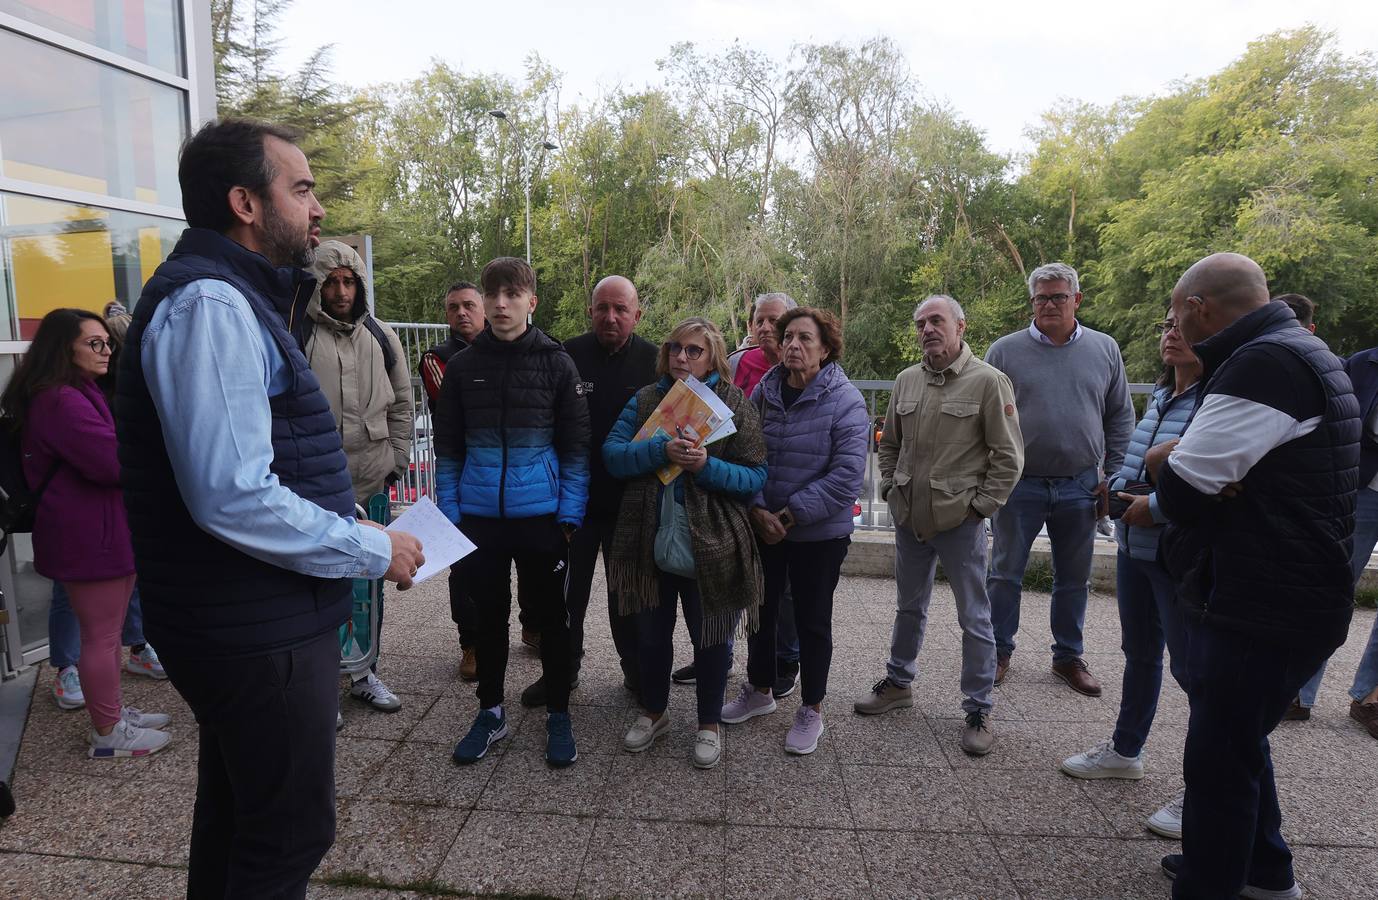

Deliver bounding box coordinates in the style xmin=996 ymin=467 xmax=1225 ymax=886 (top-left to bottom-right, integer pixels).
xmin=1297 ymin=486 xmax=1378 ymax=706
xmin=1175 ymin=621 xmax=1332 ymax=899
xmin=637 ymin=574 xmax=733 ymax=725
xmin=987 ymin=467 xmax=1099 ymax=661
xmin=1111 ymin=551 xmax=1188 ymax=757
xmin=48 ymin=580 xmax=146 ymax=670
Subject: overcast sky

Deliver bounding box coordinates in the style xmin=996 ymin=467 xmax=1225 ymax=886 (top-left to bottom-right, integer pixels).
xmin=276 ymin=0 xmax=1378 ymax=157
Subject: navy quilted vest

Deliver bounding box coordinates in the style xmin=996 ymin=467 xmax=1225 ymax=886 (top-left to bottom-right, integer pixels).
xmin=116 ymin=228 xmax=357 ymax=658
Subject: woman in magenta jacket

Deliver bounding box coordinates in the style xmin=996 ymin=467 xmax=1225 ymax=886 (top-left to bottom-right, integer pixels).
xmin=1 ymin=309 xmax=170 ymax=758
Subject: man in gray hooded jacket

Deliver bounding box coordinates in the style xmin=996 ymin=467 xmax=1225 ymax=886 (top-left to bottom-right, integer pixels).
xmin=304 ymin=240 xmax=413 ymax=714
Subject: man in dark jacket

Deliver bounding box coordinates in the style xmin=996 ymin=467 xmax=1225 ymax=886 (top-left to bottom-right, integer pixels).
xmin=435 ymin=256 xmax=590 ymax=767
xmin=117 ymin=119 xmax=423 ymax=898
xmin=1145 ymin=253 xmax=1359 ymax=899
xmin=519 ymin=275 xmax=657 ymax=707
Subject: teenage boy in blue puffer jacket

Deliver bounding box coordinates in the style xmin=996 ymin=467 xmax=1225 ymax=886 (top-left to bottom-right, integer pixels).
xmin=434 ymin=256 xmax=590 ymax=768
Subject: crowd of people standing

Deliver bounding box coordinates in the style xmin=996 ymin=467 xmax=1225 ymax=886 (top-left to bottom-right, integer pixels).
xmin=5 ymin=116 xmax=1377 ymax=899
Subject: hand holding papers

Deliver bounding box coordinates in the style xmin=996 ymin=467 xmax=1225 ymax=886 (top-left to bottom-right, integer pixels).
xmin=634 ymin=376 xmax=736 ymax=484
xmin=384 ymin=496 xmax=476 ymax=585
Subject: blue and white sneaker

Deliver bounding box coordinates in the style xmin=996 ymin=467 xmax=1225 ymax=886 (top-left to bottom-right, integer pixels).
xmin=53 ymin=666 xmax=85 ymax=710
xmin=546 ymin=711 xmax=577 ymax=768
xmin=126 ymin=644 xmax=167 ymax=680
xmin=453 ymin=709 xmax=507 ymax=764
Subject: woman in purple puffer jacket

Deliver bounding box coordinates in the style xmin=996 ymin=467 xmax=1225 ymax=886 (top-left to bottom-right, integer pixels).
xmin=1 ymin=309 xmax=170 ymax=759
xmin=721 ymin=307 xmax=869 ymax=755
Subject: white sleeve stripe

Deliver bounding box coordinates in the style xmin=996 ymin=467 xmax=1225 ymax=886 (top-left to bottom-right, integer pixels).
xmin=1166 ymin=393 xmax=1320 ymax=494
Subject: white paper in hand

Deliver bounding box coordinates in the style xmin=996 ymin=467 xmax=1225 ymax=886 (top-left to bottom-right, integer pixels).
xmin=384 ymin=496 xmax=476 ymax=584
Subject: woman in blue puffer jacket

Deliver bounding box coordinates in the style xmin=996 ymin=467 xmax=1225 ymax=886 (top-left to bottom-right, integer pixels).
xmin=1060 ymin=309 xmax=1201 ymax=841
xmin=719 ymin=307 xmax=869 ymax=756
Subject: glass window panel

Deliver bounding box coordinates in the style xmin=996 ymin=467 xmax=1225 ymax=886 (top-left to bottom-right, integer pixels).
xmin=0 ymin=30 xmax=187 ymax=206
xmin=0 ymin=0 xmax=184 ymax=75
xmin=0 ymin=192 xmax=183 ymax=340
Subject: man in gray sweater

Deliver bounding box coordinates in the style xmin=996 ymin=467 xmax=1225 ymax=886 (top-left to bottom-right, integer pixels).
xmin=984 ymin=262 xmax=1135 ymax=696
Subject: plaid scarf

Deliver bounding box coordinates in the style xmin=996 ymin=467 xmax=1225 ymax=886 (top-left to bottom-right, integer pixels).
xmin=609 ymin=377 xmax=766 ymax=647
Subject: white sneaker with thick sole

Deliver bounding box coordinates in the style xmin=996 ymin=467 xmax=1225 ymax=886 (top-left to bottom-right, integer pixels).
xmin=350 ymin=673 xmax=402 ymax=712
xmin=623 ymin=714 xmax=670 ymax=752
xmin=692 ymin=729 xmax=722 ymax=769
xmin=88 ymin=719 xmax=172 ymax=758
xmin=1060 ymin=739 xmax=1145 ymax=780
xmin=1145 ymin=788 xmax=1184 ymax=839
xmin=53 ymin=666 xmax=85 ymax=710
xmin=121 ymin=706 xmax=170 ymax=730
xmin=126 ymin=645 xmax=168 ymax=680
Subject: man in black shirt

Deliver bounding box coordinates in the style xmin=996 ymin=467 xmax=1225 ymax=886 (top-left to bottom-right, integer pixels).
xmin=521 ymin=275 xmax=659 ymax=705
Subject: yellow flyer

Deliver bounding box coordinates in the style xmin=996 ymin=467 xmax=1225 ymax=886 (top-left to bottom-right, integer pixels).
xmin=634 ymin=378 xmax=721 ymax=484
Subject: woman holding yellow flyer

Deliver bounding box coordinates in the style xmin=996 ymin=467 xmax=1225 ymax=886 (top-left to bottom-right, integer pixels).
xmin=605 ymin=317 xmax=767 ymax=769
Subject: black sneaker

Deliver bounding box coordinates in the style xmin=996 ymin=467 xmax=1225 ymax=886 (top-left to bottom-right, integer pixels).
xmin=773 ymin=661 xmax=799 ymax=699
xmin=672 ymin=663 xmax=697 ymax=684
xmin=520 ymin=674 xmax=579 ymax=708
xmin=1161 ymin=854 xmax=1182 ymax=881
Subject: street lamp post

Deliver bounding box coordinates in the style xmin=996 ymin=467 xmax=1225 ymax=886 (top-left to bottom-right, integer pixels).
xmin=488 ymin=109 xmax=559 ymax=264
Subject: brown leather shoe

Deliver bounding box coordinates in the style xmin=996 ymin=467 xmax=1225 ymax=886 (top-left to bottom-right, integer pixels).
xmin=459 ymin=646 xmax=478 ymax=682
xmin=1281 ymin=697 xmax=1311 ymax=721
xmin=994 ymin=653 xmax=1011 ymax=686
xmin=521 ymin=628 xmax=541 ymax=652
xmin=1351 ymin=700 xmax=1378 ymax=739
xmin=1052 ymin=658 xmax=1102 ymax=696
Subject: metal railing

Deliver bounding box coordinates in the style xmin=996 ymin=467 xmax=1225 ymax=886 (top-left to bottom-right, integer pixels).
xmin=385 ymin=323 xmax=1155 ymax=531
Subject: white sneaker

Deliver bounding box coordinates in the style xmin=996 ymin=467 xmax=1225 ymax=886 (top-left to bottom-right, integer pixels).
xmin=88 ymin=719 xmax=172 ymax=758
xmin=126 ymin=644 xmax=168 ymax=680
xmin=53 ymin=666 xmax=85 ymax=710
xmin=121 ymin=706 xmax=170 ymax=730
xmin=623 ymin=714 xmax=669 ymax=752
xmin=336 ymin=710 xmax=344 ymax=731
xmin=1060 ymin=739 xmax=1145 ymax=780
xmin=350 ymin=672 xmax=402 ymax=712
xmin=1146 ymin=788 xmax=1185 ymax=839
xmin=692 ymin=728 xmax=722 ymax=769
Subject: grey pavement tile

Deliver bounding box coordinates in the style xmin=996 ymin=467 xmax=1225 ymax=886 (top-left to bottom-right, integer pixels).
xmin=334 ymin=738 xmax=401 ymax=799
xmin=338 ymin=692 xmax=435 ymax=742
xmin=358 ymin=740 xmax=490 ymax=809
xmin=863 ymin=831 xmax=1021 ymax=900
xmin=723 ymin=752 xmax=853 ymax=828
xmin=108 ymin=728 xmax=201 ymax=785
xmin=1137 ymin=723 xmax=1187 ymax=777
xmin=1291 ymin=844 xmax=1378 ymax=900
xmin=435 ymin=810 xmax=593 ymax=897
xmin=308 ymin=884 xmax=438 ymax=899
xmin=722 ymin=825 xmax=870 ymax=900
xmin=931 ymin=716 xmax=1108 ymax=771
xmin=828 ymin=706 xmax=950 ymax=769
xmin=841 ymin=764 xmax=982 ymax=834
xmin=476 ymin=748 xmax=614 ymax=816
xmin=993 ymin=680 xmax=1117 ymax=724
xmin=0 ymin=850 xmax=145 ymax=899
xmin=1075 ymin=772 xmax=1184 ymax=840
xmin=377 ymin=625 xmax=463 ymax=660
xmin=13 ymin=708 xmax=102 ymax=777
xmin=0 ymin=768 xmax=134 ymax=856
xmin=995 ymin=835 xmax=1170 ymax=899
xmin=958 ymin=769 xmax=1115 ymax=838
xmin=596 ymin=752 xmax=725 ymax=822
xmin=1268 ymin=717 xmax=1376 ymax=779
xmin=1276 ymin=777 xmax=1378 ymax=847
xmin=510 ymin=704 xmax=629 ymax=757
xmin=578 ymin=818 xmax=724 ymax=899
xmin=318 ymin=799 xmax=465 ymax=884
xmin=570 ymin=663 xmax=642 ymax=708
xmin=365 ymin=654 xmax=455 ymax=698
xmin=103 ymin=776 xmax=196 ymax=864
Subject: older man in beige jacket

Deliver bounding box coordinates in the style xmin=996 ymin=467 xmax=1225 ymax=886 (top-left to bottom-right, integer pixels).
xmin=305 ymin=240 xmax=412 ymax=713
xmin=854 ymin=294 xmax=1023 ymax=757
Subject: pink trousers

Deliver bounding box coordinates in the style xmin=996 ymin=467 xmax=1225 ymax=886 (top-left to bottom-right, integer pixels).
xmin=62 ymin=575 xmax=135 ymax=729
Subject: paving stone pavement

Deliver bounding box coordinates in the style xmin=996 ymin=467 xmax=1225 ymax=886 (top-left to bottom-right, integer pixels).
xmin=2 ymin=567 xmax=1375 ymax=899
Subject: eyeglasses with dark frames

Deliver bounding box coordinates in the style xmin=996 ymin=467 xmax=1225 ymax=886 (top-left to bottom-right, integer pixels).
xmin=1153 ymin=320 xmax=1181 ymax=335
xmin=1031 ymin=292 xmax=1073 ymax=306
xmin=666 ymin=341 xmax=706 ymax=361
xmin=84 ymin=338 xmax=114 ymax=355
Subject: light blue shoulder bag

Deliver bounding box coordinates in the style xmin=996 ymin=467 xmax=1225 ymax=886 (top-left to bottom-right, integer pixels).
xmin=654 ymin=484 xmax=696 ymax=578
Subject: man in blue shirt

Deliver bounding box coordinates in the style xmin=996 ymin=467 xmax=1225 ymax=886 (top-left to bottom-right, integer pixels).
xmin=116 ymin=119 xmax=424 ymax=899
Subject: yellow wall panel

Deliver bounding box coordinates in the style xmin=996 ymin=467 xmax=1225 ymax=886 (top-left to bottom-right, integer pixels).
xmin=138 ymin=226 xmax=162 ymax=286
xmin=12 ymin=231 xmax=116 ymax=323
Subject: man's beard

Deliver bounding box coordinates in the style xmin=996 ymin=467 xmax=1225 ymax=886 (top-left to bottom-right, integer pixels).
xmin=261 ymin=197 xmax=314 ymax=268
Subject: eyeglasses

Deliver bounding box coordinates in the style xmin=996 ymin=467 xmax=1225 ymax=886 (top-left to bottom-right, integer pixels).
xmin=1031 ymin=292 xmax=1072 ymax=306
xmin=666 ymin=341 xmax=706 ymax=361
xmin=1153 ymin=320 xmax=1181 ymax=335
xmin=83 ymin=338 xmax=113 ymax=355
